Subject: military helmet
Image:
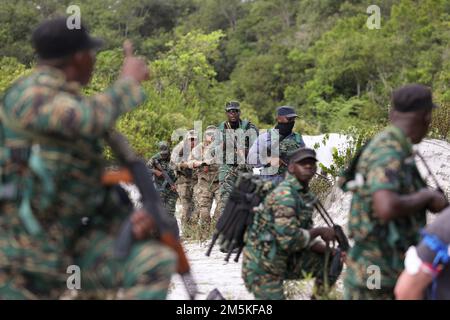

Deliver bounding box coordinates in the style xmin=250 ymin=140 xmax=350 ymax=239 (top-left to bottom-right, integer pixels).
xmin=206 ymin=125 xmax=217 ymax=134
xmin=185 ymin=129 xmax=198 ymax=140
xmin=205 ymin=125 xmax=217 ymax=139
xmin=158 ymin=141 xmax=170 ymax=156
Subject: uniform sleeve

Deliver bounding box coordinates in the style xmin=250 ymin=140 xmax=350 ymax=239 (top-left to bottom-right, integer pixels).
xmin=185 ymin=145 xmax=202 ymax=169
xmin=14 ymin=78 xmax=146 ymax=138
xmin=146 ymin=157 xmax=155 ymax=168
xmin=248 ymin=122 xmax=259 ymax=148
xmin=364 ymin=141 xmax=404 ymax=194
xmin=249 ymin=122 xmax=259 ymax=136
xmin=298 ymin=134 xmax=306 ymax=148
xmin=271 ymin=192 xmax=311 ymax=253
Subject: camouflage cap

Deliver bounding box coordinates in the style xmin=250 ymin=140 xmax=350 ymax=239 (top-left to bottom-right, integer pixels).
xmin=205 ymin=125 xmax=217 ymax=133
xmin=158 ymin=141 xmax=170 ymax=155
xmin=289 ymin=148 xmax=318 ymax=164
xmin=185 ymin=130 xmax=198 ymax=140
xmin=225 ymin=101 xmax=240 ymax=111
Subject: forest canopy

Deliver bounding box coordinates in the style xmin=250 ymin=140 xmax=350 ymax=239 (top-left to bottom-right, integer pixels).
xmin=0 ymin=0 xmax=448 ymax=157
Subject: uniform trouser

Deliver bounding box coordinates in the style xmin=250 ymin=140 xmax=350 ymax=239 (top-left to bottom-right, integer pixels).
xmin=176 ymin=181 xmax=195 ymax=223
xmin=242 ymin=249 xmax=338 ymax=300
xmin=193 ymin=179 xmax=220 ymax=225
xmin=161 ymin=190 xmax=178 ymax=218
xmin=74 ymin=231 xmax=177 ymax=299
xmin=0 ymin=198 xmax=177 ymax=300
xmin=218 ymin=165 xmax=247 ymax=217
xmin=0 ymin=230 xmax=176 ymax=300
xmin=343 ymin=246 xmax=396 ymax=300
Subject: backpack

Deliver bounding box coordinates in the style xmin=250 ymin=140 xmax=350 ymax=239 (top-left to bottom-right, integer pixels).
xmin=206 ymin=173 xmax=276 ymax=262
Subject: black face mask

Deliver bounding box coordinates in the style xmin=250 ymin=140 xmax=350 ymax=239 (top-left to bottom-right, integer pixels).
xmin=275 ymin=122 xmax=295 ymax=137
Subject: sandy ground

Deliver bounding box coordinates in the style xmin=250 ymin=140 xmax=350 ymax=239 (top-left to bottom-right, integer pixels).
xmin=125 ymin=135 xmax=450 ymax=300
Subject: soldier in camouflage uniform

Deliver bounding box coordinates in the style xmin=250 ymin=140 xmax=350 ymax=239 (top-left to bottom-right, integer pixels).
xmin=147 ymin=141 xmax=178 ymax=219
xmin=248 ymin=106 xmax=305 ymax=184
xmin=171 ymin=130 xmax=198 ymax=230
xmin=342 ymin=84 xmax=447 ymax=300
xmin=0 ymin=18 xmax=176 ymax=299
xmin=242 ymin=148 xmax=339 ymax=300
xmin=216 ymin=101 xmax=258 ymax=217
xmin=188 ymin=126 xmax=220 ymax=232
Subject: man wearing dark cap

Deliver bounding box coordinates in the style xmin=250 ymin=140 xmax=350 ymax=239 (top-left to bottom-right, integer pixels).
xmin=0 ymin=17 xmax=176 ymax=299
xmin=242 ymin=148 xmax=340 ymax=299
xmin=341 ymin=84 xmax=448 ymax=299
xmin=248 ymin=106 xmax=305 ymax=184
xmin=216 ymin=101 xmax=259 ymax=218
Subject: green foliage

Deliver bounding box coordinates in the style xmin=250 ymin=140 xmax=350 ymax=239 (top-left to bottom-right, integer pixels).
xmin=0 ymin=0 xmax=449 ymax=158
xmin=0 ymin=57 xmax=30 ymax=93
xmin=318 ymin=126 xmax=381 ymax=178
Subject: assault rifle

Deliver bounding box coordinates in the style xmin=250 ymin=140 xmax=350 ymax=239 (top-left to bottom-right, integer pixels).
xmin=313 ymin=198 xmax=350 ymax=279
xmin=103 ymin=130 xmax=197 ymax=300
xmin=152 ymin=158 xmax=177 ymax=193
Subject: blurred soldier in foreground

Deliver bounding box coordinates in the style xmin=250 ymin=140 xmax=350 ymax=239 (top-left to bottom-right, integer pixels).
xmin=0 ymin=17 xmax=176 ymax=299
xmin=342 ymin=84 xmax=448 ymax=300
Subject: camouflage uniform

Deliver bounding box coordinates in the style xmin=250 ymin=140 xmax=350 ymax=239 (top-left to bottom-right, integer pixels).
xmin=171 ymin=136 xmax=197 ymax=226
xmin=242 ymin=173 xmax=337 ymax=300
xmin=343 ymin=125 xmax=428 ymax=300
xmin=147 ymin=150 xmax=178 ymax=218
xmin=0 ymin=66 xmax=176 ymax=299
xmin=217 ymin=120 xmax=258 ymax=217
xmin=188 ymin=138 xmax=220 ymax=227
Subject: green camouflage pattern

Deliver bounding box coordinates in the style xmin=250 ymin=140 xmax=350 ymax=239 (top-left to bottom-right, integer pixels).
xmin=147 ymin=152 xmax=178 ymax=217
xmin=0 ymin=66 xmax=176 ymax=299
xmin=242 ymin=173 xmax=336 ymax=299
xmin=344 ymin=125 xmax=428 ymax=298
xmin=217 ymin=120 xmax=258 ymax=216
xmin=277 ymin=132 xmax=305 ymax=176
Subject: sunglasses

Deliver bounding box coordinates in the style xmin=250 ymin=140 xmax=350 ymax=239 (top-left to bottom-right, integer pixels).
xmin=227 ymin=109 xmax=240 ymax=114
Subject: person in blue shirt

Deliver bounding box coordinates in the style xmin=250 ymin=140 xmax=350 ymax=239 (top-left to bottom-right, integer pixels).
xmin=247 ymin=106 xmax=305 ymax=184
